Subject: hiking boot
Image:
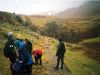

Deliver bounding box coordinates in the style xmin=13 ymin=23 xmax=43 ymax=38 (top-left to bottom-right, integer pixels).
xmin=54 ymin=67 xmax=59 ymax=70
xmin=60 ymin=67 xmax=63 ymax=69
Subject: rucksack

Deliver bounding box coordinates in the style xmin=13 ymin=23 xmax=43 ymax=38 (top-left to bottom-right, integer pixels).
xmin=3 ymin=39 xmax=15 ymax=57
xmin=12 ymin=61 xmax=22 ymax=72
xmin=26 ymin=41 xmax=32 ymax=55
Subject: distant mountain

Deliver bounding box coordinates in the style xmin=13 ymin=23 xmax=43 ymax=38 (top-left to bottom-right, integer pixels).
xmin=58 ymin=1 xmax=100 ymax=17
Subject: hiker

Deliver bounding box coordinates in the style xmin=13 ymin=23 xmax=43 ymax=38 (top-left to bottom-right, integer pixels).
xmin=33 ymin=49 xmax=42 ymax=65
xmin=54 ymin=39 xmax=66 ymax=70
xmin=3 ymin=32 xmax=17 ymax=75
xmin=18 ymin=39 xmax=33 ymax=75
xmin=24 ymin=39 xmax=33 ymax=75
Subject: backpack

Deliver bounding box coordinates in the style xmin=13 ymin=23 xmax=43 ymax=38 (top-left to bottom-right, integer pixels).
xmin=26 ymin=41 xmax=32 ymax=55
xmin=12 ymin=61 xmax=22 ymax=72
xmin=3 ymin=39 xmax=15 ymax=57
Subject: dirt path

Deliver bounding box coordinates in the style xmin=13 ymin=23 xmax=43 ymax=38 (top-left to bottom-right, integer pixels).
xmin=32 ymin=46 xmax=71 ymax=75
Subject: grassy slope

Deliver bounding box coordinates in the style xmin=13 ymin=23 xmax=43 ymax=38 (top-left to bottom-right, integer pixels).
xmin=0 ymin=22 xmax=57 ymax=75
xmin=81 ymin=37 xmax=100 ymax=43
xmin=0 ymin=23 xmax=100 ymax=75
xmin=21 ymin=15 xmax=58 ymax=27
xmin=64 ymin=37 xmax=100 ymax=75
xmin=79 ymin=37 xmax=100 ymax=62
xmin=0 ymin=13 xmax=100 ymax=75
xmin=0 ymin=22 xmax=43 ymax=74
xmin=80 ymin=37 xmax=100 ymax=51
xmin=65 ymin=48 xmax=100 ymax=75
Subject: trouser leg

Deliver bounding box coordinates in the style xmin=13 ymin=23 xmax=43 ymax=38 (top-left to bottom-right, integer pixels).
xmin=56 ymin=56 xmax=60 ymax=68
xmin=9 ymin=55 xmax=17 ymax=75
xmin=35 ymin=56 xmax=38 ymax=65
xmin=61 ymin=55 xmax=64 ymax=69
xmin=10 ymin=63 xmax=17 ymax=75
xmin=11 ymin=70 xmax=15 ymax=75
xmin=29 ymin=65 xmax=32 ymax=75
xmin=39 ymin=55 xmax=42 ymax=65
xmin=25 ymin=65 xmax=32 ymax=75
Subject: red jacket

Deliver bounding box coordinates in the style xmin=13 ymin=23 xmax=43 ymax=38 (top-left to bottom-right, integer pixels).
xmin=33 ymin=49 xmax=42 ymax=56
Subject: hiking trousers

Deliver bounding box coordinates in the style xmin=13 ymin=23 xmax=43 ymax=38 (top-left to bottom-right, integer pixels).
xmin=56 ymin=54 xmax=64 ymax=68
xmin=34 ymin=55 xmax=42 ymax=65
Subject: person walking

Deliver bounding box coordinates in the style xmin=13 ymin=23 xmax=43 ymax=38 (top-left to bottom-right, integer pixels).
xmin=54 ymin=39 xmax=66 ymax=70
xmin=3 ymin=32 xmax=17 ymax=75
xmin=24 ymin=39 xmax=33 ymax=75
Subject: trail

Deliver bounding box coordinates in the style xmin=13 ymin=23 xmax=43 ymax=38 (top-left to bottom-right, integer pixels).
xmin=32 ymin=46 xmax=71 ymax=75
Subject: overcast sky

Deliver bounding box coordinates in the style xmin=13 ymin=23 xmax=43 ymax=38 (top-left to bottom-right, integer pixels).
xmin=0 ymin=0 xmax=87 ymax=15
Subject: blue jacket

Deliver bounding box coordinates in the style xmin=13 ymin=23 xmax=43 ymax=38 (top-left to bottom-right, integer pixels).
xmin=18 ymin=42 xmax=33 ymax=65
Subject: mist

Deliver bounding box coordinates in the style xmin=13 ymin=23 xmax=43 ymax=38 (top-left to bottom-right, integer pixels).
xmin=0 ymin=0 xmax=87 ymax=15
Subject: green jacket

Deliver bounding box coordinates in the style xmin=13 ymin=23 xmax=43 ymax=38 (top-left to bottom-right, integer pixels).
xmin=56 ymin=42 xmax=66 ymax=56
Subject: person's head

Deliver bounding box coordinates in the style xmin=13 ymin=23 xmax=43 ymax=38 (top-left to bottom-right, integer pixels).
xmin=58 ymin=39 xmax=63 ymax=42
xmin=7 ymin=32 xmax=13 ymax=37
xmin=7 ymin=32 xmax=14 ymax=40
xmin=20 ymin=39 xmax=23 ymax=42
xmin=24 ymin=38 xmax=29 ymax=44
xmin=25 ymin=38 xmax=28 ymax=41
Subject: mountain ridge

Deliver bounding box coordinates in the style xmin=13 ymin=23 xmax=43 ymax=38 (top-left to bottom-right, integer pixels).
xmin=58 ymin=1 xmax=100 ymax=17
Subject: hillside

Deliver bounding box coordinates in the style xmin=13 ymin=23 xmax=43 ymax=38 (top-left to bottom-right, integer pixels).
xmin=80 ymin=37 xmax=100 ymax=62
xmin=58 ymin=1 xmax=100 ymax=17
xmin=0 ymin=11 xmax=23 ymax=26
xmin=0 ymin=11 xmax=100 ymax=75
xmin=20 ymin=15 xmax=59 ymax=27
